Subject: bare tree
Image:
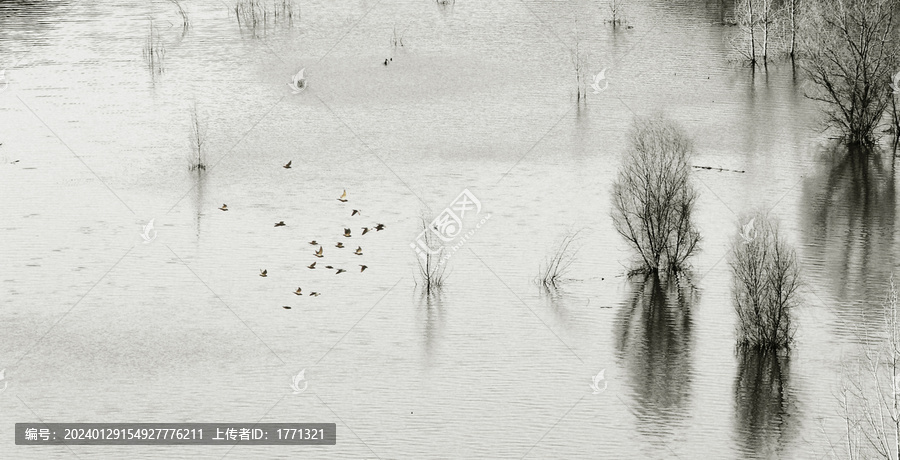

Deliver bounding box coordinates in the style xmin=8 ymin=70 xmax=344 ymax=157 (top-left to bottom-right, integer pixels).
xmin=537 ymin=231 xmax=580 ymax=288
xmin=729 ymin=212 xmax=801 ymax=350
xmin=611 ymin=114 xmax=701 ymax=275
xmin=608 ymin=0 xmax=627 ymax=27
xmin=572 ymin=19 xmax=588 ymax=103
xmin=415 ymin=216 xmax=448 ymax=294
xmin=802 ymin=0 xmax=900 ymax=148
xmin=187 ymin=102 xmax=207 ymax=172
xmin=788 ymin=0 xmax=798 ymax=61
xmin=733 ymin=0 xmax=758 ymax=65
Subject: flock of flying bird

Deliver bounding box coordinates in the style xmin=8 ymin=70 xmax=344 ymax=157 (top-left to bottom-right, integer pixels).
xmin=217 ymin=160 xmax=386 ymax=309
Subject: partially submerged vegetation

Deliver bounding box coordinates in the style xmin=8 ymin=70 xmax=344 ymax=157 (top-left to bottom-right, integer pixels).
xmin=802 ymin=0 xmax=900 ymax=147
xmin=572 ymin=19 xmax=588 ymax=102
xmin=729 ymin=212 xmax=801 ymax=351
xmin=537 ymin=231 xmax=580 ymax=289
xmin=611 ymin=114 xmax=701 ymax=275
xmin=142 ymin=20 xmax=165 ymax=75
xmin=415 ymin=216 xmax=447 ymax=295
xmin=187 ymin=102 xmax=207 ymax=172
xmin=234 ymin=0 xmax=298 ymax=32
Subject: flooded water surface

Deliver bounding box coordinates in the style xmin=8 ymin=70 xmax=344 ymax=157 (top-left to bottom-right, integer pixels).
xmin=2 ymin=0 xmax=900 ymax=458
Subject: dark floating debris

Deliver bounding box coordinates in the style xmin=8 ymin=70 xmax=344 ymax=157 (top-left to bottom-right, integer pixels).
xmin=692 ymin=165 xmax=745 ymax=173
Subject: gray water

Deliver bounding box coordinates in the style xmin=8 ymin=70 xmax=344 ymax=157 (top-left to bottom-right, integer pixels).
xmin=1 ymin=0 xmax=899 ymax=458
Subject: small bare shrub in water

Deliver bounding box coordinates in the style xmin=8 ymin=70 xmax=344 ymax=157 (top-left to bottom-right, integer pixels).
xmin=729 ymin=212 xmax=800 ymax=350
xmin=537 ymin=231 xmax=580 ymax=288
xmin=142 ymin=20 xmax=165 ymax=75
xmin=187 ymin=102 xmax=207 ymax=172
xmin=611 ymin=114 xmax=701 ymax=274
xmin=415 ymin=216 xmax=447 ymax=295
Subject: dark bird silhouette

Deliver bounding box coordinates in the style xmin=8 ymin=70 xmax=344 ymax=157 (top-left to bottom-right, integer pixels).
xmin=354 ymin=246 xmax=363 ymax=255
xmin=362 ymin=227 xmax=371 ymax=235
xmin=352 ymin=209 xmax=361 ymax=216
xmin=283 ymin=160 xmax=292 ymax=169
xmin=314 ymin=246 xmax=324 ymax=258
xmin=335 ymin=268 xmax=346 ymax=275
xmin=259 ymin=269 xmax=267 ymax=277
xmin=360 ymin=265 xmax=368 ymax=272
xmin=283 ymin=306 xmax=292 ymax=309
xmin=293 ymin=287 xmax=303 ymax=295
xmin=384 ymin=59 xmax=389 ymax=66
xmin=337 ymin=190 xmax=348 ymax=202
xmin=375 ymin=223 xmax=385 ymax=231
xmin=219 ymin=204 xmax=228 ymax=211
xmin=309 ymin=240 xmax=318 ymax=245
xmin=325 ymin=265 xmax=334 ymax=269
xmin=343 ymin=228 xmax=352 ymax=238
xmin=335 ymin=242 xmax=345 ymax=248
xmin=310 ymin=292 xmax=321 ymax=297
xmin=308 ymin=262 xmax=316 ymax=269
xmin=275 ymin=221 xmax=286 ymax=227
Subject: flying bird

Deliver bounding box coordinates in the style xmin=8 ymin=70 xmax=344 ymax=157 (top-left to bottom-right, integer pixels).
xmin=360 ymin=265 xmax=368 ymax=272
xmin=288 ymin=68 xmax=307 ymax=93
xmin=219 ymin=204 xmax=228 ymax=211
xmin=374 ymin=223 xmax=385 ymax=231
xmin=310 ymin=292 xmax=321 ymax=297
xmin=314 ymin=246 xmax=324 ymax=258
xmin=343 ymin=228 xmax=352 ymax=238
xmin=293 ymin=287 xmax=303 ymax=295
xmin=308 ymin=240 xmax=318 ymax=245
xmin=591 ymin=68 xmax=609 ymax=93
xmin=337 ymin=190 xmax=348 ymax=202
xmin=275 ymin=221 xmax=286 ymax=227
xmin=352 ymin=209 xmax=361 ymax=216
xmin=335 ymin=268 xmax=346 ymax=275
xmin=354 ymin=246 xmax=363 ymax=255
xmin=282 ymin=306 xmax=292 ymax=309
xmin=361 ymin=227 xmax=371 ymax=235
xmin=259 ymin=269 xmax=267 ymax=277
xmin=335 ymin=242 xmax=345 ymax=248
xmin=307 ymin=262 xmax=316 ymax=269
xmin=325 ymin=265 xmax=334 ymax=269
xmin=283 ymin=160 xmax=292 ymax=169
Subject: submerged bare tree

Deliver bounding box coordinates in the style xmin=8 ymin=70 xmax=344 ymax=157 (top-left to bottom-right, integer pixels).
xmin=833 ymin=276 xmax=900 ymax=459
xmin=187 ymin=102 xmax=207 ymax=172
xmin=608 ymin=0 xmax=627 ymax=27
xmin=142 ymin=19 xmax=165 ymax=75
xmin=729 ymin=212 xmax=801 ymax=350
xmin=415 ymin=216 xmax=447 ymax=294
xmin=611 ymin=114 xmax=701 ymax=274
xmin=803 ymin=0 xmax=900 ymax=148
xmin=572 ymin=19 xmax=588 ymax=102
xmin=537 ymin=231 xmax=580 ymax=288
